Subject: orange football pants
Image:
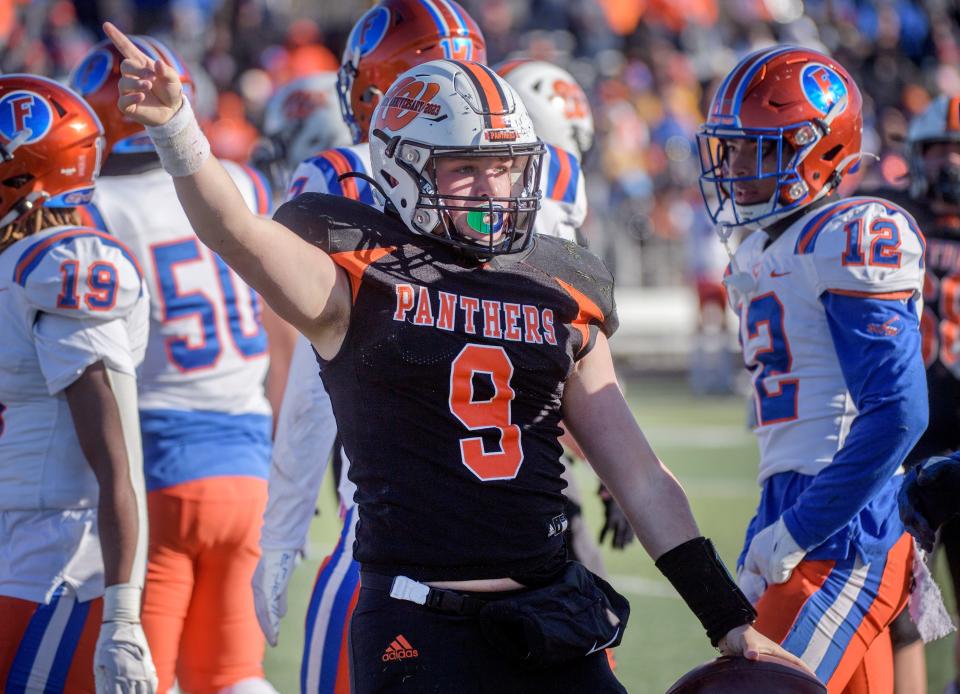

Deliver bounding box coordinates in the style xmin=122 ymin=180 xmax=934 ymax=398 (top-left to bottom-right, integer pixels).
xmin=0 ymin=592 xmax=102 ymax=693
xmin=754 ymin=533 xmax=913 ymax=694
xmin=142 ymin=476 xmax=267 ymax=694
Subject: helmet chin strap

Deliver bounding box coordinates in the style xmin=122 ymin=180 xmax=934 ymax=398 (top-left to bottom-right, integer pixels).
xmin=0 ymin=191 xmax=48 ymax=228
xmin=813 ymin=150 xmax=877 ymax=203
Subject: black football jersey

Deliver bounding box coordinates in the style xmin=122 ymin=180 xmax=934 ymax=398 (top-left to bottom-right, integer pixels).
xmin=874 ymin=188 xmax=960 ymax=457
xmin=274 ymin=194 xmax=618 ymax=581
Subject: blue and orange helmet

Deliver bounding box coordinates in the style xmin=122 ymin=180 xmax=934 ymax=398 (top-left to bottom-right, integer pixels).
xmin=337 ymin=0 xmax=486 ymax=144
xmin=698 ymin=46 xmax=863 ymax=227
xmin=69 ymin=35 xmax=194 ymax=158
xmin=0 ymin=75 xmax=104 ymax=227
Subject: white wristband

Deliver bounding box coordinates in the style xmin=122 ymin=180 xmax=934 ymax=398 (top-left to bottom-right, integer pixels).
xmin=146 ymin=97 xmax=211 ymax=177
xmin=103 ymin=583 xmax=142 ymax=623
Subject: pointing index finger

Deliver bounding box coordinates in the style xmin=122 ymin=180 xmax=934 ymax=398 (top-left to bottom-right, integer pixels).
xmin=102 ymin=22 xmax=150 ymax=65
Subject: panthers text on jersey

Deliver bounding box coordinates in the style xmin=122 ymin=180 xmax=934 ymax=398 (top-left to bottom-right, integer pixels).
xmin=272 ymin=138 xmax=590 ymax=530
xmin=0 ymin=225 xmax=149 ymax=602
xmin=82 ymin=161 xmax=273 ymax=490
xmin=274 ymin=193 xmax=616 ymax=581
xmin=727 ymin=195 xmax=926 ymax=560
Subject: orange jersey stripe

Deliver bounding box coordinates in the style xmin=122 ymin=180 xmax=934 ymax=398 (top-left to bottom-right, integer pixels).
xmin=550 ymin=148 xmax=573 ymax=201
xmin=240 ymin=164 xmax=270 ymax=214
xmin=76 ymin=207 xmax=96 ymax=228
xmin=795 ymin=200 xmax=865 ymax=254
xmin=754 ymin=559 xmax=835 ymax=642
xmin=333 ymin=584 xmax=360 ymax=694
xmin=324 ymin=150 xmax=360 ymax=202
xmin=824 ymin=534 xmax=912 ymax=693
xmin=553 ymin=276 xmax=604 ymax=357
xmin=949 ymin=97 xmax=960 ymax=132
xmin=14 ymin=228 xmax=144 ymax=284
xmin=329 ymin=247 xmax=396 ymax=303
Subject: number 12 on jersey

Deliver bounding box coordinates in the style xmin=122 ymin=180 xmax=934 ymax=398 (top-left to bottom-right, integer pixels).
xmin=745 ymin=292 xmax=799 ymax=425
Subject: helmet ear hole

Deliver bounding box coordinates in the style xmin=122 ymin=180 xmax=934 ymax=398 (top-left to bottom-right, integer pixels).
xmin=47 ymin=97 xmax=66 ymax=117
xmin=822 ymin=144 xmax=843 ymax=161
xmin=3 ymin=174 xmax=34 ymax=189
xmin=380 ymin=171 xmax=398 ymax=188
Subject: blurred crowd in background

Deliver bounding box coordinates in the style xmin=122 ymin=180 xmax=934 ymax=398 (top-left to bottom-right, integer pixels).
xmin=4 ymin=0 xmax=960 ymax=291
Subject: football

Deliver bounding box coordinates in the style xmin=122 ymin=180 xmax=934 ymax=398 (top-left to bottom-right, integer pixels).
xmin=666 ymin=655 xmax=827 ymax=693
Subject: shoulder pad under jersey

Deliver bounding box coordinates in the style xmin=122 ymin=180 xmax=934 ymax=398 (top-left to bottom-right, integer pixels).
xmin=223 ymin=160 xmax=273 ymax=215
xmin=794 ymin=196 xmax=925 ymax=297
xmin=273 ymin=192 xmax=403 ymax=255
xmin=538 ymin=143 xmax=587 ymax=235
xmin=12 ymin=226 xmax=145 ymax=319
xmin=286 ymin=146 xmax=377 ymax=208
xmin=534 ymin=235 xmax=618 ymax=341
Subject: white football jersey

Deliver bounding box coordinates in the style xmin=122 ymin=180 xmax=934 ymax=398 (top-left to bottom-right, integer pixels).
xmin=0 ymin=225 xmax=149 ymax=512
xmin=0 ymin=225 xmax=148 ymax=603
xmin=727 ymin=197 xmax=925 ymax=483
xmin=88 ymin=162 xmax=271 ymax=415
xmin=286 ymin=144 xmax=377 ymax=206
xmin=537 ymin=143 xmax=587 ymax=242
xmin=285 ymin=142 xmax=586 ymax=241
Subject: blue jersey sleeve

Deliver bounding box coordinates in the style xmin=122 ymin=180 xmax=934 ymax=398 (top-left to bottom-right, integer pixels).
xmin=781 ymin=292 xmax=928 ymax=549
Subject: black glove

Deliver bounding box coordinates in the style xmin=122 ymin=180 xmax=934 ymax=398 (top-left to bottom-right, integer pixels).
xmin=598 ymin=485 xmax=635 ymax=549
xmin=899 ymin=455 xmax=960 ymax=552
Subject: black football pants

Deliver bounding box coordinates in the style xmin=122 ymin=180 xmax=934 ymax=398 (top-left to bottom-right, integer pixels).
xmin=348 ymin=583 xmax=627 ymax=693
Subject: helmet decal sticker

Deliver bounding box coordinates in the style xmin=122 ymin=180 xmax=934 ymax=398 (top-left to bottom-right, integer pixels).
xmin=0 ymin=91 xmax=53 ymax=144
xmin=376 ymin=77 xmax=442 ymax=130
xmin=801 ymin=64 xmax=847 ymax=116
xmin=71 ymin=50 xmax=114 ymax=96
xmin=552 ymin=79 xmax=589 ymax=120
xmin=283 ymin=89 xmax=329 ymax=120
xmin=349 ymin=6 xmax=390 ymax=59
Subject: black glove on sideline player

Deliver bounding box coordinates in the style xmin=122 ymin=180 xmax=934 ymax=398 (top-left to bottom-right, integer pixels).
xmin=899 ymin=454 xmax=960 ymax=552
xmin=598 ymin=485 xmax=635 ymax=549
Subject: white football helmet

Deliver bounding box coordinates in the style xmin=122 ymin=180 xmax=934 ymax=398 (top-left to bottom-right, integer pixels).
xmin=496 ymin=59 xmax=594 ymax=160
xmin=252 ymin=73 xmax=352 ymax=190
xmin=369 ymin=59 xmax=545 ymax=257
xmin=906 ymin=94 xmax=960 ymax=203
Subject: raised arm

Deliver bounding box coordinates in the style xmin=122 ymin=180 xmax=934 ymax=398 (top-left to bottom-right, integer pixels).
xmin=103 ymin=22 xmax=350 ymax=354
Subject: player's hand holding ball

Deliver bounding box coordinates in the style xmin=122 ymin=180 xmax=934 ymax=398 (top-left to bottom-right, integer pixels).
xmin=103 ymin=22 xmax=182 ymax=127
xmin=716 ymin=624 xmax=814 ymax=677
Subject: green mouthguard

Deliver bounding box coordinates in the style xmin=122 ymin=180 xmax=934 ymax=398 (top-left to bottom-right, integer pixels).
xmin=467 ymin=210 xmax=495 ymax=235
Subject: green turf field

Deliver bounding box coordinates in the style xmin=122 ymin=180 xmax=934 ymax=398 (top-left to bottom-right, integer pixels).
xmin=263 ymin=376 xmax=957 ymax=693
